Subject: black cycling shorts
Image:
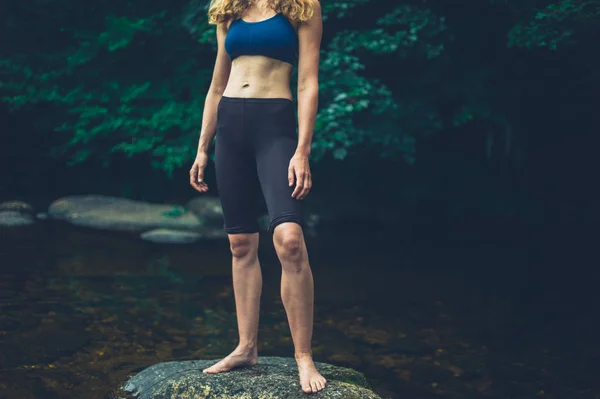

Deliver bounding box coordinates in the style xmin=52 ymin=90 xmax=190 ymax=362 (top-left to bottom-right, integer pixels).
xmin=214 ymin=96 xmax=303 ymax=234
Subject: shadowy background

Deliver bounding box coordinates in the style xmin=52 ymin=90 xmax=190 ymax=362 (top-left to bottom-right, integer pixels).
xmin=1 ymin=0 xmax=599 ymax=398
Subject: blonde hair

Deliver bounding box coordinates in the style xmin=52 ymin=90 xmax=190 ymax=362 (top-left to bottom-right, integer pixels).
xmin=208 ymin=0 xmax=315 ymax=24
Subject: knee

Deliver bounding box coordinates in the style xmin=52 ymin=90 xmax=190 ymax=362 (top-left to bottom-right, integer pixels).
xmin=229 ymin=235 xmax=255 ymax=259
xmin=274 ymin=227 xmax=304 ymax=266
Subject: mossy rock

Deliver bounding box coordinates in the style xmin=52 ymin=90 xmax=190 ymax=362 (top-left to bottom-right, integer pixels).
xmin=0 ymin=211 xmax=35 ymax=227
xmin=186 ymin=196 xmax=224 ymax=225
xmin=47 ymin=195 xmax=202 ymax=232
xmin=0 ymin=201 xmax=34 ymax=214
xmin=121 ymin=356 xmax=382 ymax=399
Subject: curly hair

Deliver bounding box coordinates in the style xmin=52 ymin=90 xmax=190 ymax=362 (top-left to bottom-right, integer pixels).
xmin=208 ymin=0 xmax=315 ymax=24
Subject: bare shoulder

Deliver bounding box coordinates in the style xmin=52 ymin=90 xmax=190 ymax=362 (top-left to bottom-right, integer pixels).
xmin=305 ymin=0 xmax=323 ymax=25
xmin=312 ymin=0 xmax=322 ymax=18
xmin=288 ymin=0 xmax=322 ymax=32
xmin=297 ymin=0 xmax=322 ymax=37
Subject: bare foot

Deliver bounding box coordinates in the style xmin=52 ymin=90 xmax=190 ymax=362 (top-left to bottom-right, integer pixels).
xmin=203 ymin=344 xmax=258 ymax=374
xmin=295 ymin=353 xmax=327 ymax=393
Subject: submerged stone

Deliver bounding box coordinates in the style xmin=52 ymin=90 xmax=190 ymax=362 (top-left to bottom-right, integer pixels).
xmin=0 ymin=201 xmax=34 ymax=214
xmin=0 ymin=201 xmax=35 ymax=227
xmin=0 ymin=211 xmax=35 ymax=227
xmin=141 ymin=228 xmax=203 ymax=244
xmin=186 ymin=196 xmax=224 ymax=225
xmin=121 ymin=356 xmax=382 ymax=399
xmin=140 ymin=227 xmax=226 ymax=244
xmin=48 ymin=195 xmax=202 ymax=232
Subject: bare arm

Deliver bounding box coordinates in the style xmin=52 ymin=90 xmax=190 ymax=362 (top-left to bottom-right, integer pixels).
xmin=190 ymin=21 xmax=231 ymax=192
xmin=289 ymin=0 xmax=322 ymax=199
xmin=197 ymin=21 xmax=232 ymax=154
xmin=295 ymin=0 xmax=322 ymax=157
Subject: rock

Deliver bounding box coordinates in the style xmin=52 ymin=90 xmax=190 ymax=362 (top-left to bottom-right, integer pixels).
xmin=141 ymin=229 xmax=203 ymax=244
xmin=0 ymin=201 xmax=34 ymax=214
xmin=36 ymin=212 xmax=49 ymax=220
xmin=47 ymin=195 xmax=202 ymax=232
xmin=0 ymin=201 xmax=35 ymax=227
xmin=121 ymin=356 xmax=382 ymax=399
xmin=140 ymin=227 xmax=226 ymax=244
xmin=0 ymin=211 xmax=35 ymax=227
xmin=186 ymin=196 xmax=224 ymax=225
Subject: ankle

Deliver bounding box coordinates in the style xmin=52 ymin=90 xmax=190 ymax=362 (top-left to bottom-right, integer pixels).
xmin=294 ymin=351 xmax=313 ymax=361
xmin=237 ymin=340 xmax=258 ymax=353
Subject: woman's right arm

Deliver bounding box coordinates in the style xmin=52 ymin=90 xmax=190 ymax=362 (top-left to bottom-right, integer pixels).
xmin=190 ymin=21 xmax=231 ymax=192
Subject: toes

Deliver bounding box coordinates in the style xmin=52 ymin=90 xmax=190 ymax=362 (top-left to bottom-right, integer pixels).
xmin=302 ymin=384 xmax=312 ymax=393
xmin=203 ymin=363 xmax=223 ymax=374
xmin=316 ymin=380 xmax=324 ymax=391
xmin=314 ymin=380 xmax=322 ymax=392
xmin=310 ymin=381 xmax=318 ymax=393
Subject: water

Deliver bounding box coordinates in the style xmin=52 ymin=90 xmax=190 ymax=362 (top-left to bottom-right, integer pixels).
xmin=0 ymin=221 xmax=598 ymax=398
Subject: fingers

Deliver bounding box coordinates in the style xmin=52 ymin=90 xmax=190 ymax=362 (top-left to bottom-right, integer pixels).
xmin=291 ymin=167 xmax=305 ymax=199
xmin=290 ymin=157 xmax=312 ymax=200
xmin=189 ymin=163 xmax=209 ymax=193
xmin=291 ymin=168 xmax=312 ymax=199
xmin=288 ymin=164 xmax=295 ymax=187
xmin=298 ymin=169 xmax=312 ymax=200
xmin=196 ymin=166 xmax=205 ymax=187
xmin=189 ymin=164 xmax=199 ymax=190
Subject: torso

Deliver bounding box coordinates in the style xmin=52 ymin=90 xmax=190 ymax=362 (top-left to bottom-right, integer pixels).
xmin=222 ymin=10 xmax=299 ymax=100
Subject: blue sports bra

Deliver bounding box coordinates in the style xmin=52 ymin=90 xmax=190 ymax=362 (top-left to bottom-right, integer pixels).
xmin=225 ymin=13 xmax=298 ymax=65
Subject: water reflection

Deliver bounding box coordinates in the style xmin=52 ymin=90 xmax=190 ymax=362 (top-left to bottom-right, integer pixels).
xmin=0 ymin=221 xmax=597 ymax=398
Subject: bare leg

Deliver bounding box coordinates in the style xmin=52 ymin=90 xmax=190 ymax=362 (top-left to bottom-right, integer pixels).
xmin=273 ymin=223 xmax=327 ymax=393
xmin=203 ymin=233 xmax=261 ymax=373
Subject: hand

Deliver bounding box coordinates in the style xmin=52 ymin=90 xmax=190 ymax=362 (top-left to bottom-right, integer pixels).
xmin=189 ymin=152 xmax=209 ymax=193
xmin=288 ymin=154 xmax=312 ymax=200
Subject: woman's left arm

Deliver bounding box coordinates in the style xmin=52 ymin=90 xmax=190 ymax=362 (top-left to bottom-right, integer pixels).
xmin=289 ymin=0 xmax=322 ymax=200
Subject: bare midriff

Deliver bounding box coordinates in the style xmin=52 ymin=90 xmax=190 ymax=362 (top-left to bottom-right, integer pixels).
xmin=222 ymin=55 xmax=293 ymax=100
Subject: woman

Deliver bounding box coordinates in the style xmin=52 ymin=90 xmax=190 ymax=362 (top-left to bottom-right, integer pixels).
xmin=188 ymin=0 xmax=325 ymax=393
